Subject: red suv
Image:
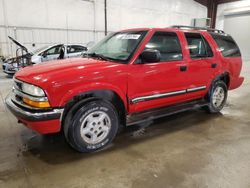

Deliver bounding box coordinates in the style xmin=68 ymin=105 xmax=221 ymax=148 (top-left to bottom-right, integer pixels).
xmin=6 ymin=26 xmax=244 ymax=152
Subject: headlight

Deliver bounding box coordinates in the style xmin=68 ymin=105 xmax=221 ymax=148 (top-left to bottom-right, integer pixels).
xmin=13 ymin=79 xmax=50 ymax=108
xmin=22 ymin=82 xmax=45 ymax=97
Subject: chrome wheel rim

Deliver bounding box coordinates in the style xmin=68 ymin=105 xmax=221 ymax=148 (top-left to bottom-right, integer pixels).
xmin=80 ymin=111 xmax=111 ymax=144
xmin=212 ymin=86 xmax=225 ymax=108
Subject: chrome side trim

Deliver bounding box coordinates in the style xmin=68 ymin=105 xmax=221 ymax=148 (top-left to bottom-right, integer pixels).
xmin=131 ymin=90 xmax=186 ymax=104
xmin=13 ymin=88 xmax=48 ymax=102
xmin=187 ymin=86 xmax=206 ymax=93
xmin=131 ymin=86 xmax=206 ymax=104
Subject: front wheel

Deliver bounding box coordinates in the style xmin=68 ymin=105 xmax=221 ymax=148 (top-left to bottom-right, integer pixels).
xmin=204 ymin=80 xmax=228 ymax=113
xmin=64 ymin=100 xmax=119 ymax=153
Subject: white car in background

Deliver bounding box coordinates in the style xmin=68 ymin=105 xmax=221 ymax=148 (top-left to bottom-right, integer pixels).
xmin=2 ymin=40 xmax=88 ymax=75
xmin=31 ymin=44 xmax=88 ymax=62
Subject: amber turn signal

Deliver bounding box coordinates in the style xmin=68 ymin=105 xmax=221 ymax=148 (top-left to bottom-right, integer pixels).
xmin=23 ymin=98 xmax=50 ymax=108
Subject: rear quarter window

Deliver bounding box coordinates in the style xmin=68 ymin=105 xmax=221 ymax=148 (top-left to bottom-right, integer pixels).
xmin=210 ymin=33 xmax=241 ymax=57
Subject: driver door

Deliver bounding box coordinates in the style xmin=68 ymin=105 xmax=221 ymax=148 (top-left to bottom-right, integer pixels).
xmin=41 ymin=45 xmax=63 ymax=62
xmin=128 ymin=31 xmax=190 ymax=113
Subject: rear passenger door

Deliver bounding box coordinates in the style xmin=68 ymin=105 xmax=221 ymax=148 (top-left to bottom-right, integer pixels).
xmin=184 ymin=32 xmax=216 ymax=96
xmin=66 ymin=45 xmax=87 ymax=58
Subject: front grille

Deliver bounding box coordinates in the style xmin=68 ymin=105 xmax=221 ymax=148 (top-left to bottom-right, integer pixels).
xmin=15 ymin=94 xmax=23 ymax=103
xmin=14 ymin=80 xmax=23 ymax=91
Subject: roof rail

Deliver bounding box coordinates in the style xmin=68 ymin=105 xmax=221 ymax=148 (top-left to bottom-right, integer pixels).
xmin=171 ymin=25 xmax=225 ymax=34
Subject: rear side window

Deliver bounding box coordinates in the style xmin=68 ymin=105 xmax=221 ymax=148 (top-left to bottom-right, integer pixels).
xmin=67 ymin=45 xmax=87 ymax=54
xmin=184 ymin=33 xmax=213 ymax=59
xmin=145 ymin=32 xmax=183 ymax=61
xmin=210 ymin=33 xmax=241 ymax=57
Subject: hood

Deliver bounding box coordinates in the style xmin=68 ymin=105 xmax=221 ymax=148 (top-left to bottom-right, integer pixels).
xmin=8 ymin=36 xmax=29 ymax=53
xmin=15 ymin=58 xmax=124 ymax=86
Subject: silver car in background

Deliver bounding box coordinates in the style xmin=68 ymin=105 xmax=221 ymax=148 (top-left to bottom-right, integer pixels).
xmin=2 ymin=43 xmax=87 ymax=75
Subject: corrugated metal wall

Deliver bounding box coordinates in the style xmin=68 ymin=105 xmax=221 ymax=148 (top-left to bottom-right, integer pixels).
xmin=216 ymin=1 xmax=250 ymax=61
xmin=0 ymin=0 xmax=207 ymax=57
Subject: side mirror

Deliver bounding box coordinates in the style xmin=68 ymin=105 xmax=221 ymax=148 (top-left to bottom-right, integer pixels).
xmin=140 ymin=49 xmax=161 ymax=63
xmin=42 ymin=52 xmax=47 ymax=58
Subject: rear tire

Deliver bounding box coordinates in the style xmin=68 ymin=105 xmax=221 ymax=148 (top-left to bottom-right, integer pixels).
xmin=204 ymin=80 xmax=228 ymax=113
xmin=64 ymin=100 xmax=119 ymax=153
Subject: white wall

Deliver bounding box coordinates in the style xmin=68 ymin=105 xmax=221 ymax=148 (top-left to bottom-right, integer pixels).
xmin=0 ymin=0 xmax=207 ymax=57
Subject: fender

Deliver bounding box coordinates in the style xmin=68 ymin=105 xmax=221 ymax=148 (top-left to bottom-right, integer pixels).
xmin=59 ymin=82 xmax=128 ymax=109
xmin=61 ymin=89 xmax=127 ymax=131
xmin=205 ymin=72 xmax=230 ymax=101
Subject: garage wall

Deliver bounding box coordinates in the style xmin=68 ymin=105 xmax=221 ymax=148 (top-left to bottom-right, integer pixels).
xmin=216 ymin=0 xmax=250 ymax=29
xmin=216 ymin=0 xmax=250 ymax=60
xmin=0 ymin=0 xmax=207 ymax=57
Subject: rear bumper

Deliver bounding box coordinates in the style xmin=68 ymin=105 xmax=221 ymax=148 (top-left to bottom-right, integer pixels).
xmin=229 ymin=76 xmax=244 ymax=90
xmin=5 ymin=93 xmax=63 ymax=134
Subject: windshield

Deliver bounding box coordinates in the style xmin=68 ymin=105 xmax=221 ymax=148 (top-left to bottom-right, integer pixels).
xmin=32 ymin=45 xmax=51 ymax=55
xmin=87 ymin=31 xmax=147 ymax=63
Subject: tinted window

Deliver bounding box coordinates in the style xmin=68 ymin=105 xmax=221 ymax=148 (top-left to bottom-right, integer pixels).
xmin=145 ymin=32 xmax=183 ymax=61
xmin=67 ymin=45 xmax=87 ymax=54
xmin=210 ymin=33 xmax=241 ymax=57
xmin=185 ymin=33 xmax=213 ymax=58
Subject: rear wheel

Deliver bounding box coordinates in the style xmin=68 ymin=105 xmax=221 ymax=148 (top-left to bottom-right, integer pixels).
xmin=64 ymin=100 xmax=119 ymax=153
xmin=205 ymin=80 xmax=228 ymax=113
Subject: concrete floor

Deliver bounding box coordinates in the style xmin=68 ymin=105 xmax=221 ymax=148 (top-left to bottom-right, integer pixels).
xmin=0 ymin=62 xmax=249 ymax=188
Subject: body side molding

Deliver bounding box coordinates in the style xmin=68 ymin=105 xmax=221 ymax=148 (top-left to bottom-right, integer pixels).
xmin=131 ymin=86 xmax=206 ymax=104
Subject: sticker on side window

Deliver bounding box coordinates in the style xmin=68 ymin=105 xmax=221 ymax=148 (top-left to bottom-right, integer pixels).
xmin=116 ymin=34 xmax=141 ymax=40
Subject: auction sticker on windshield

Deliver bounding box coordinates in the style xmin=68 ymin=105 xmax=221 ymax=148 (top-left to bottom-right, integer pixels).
xmin=116 ymin=34 xmax=141 ymax=40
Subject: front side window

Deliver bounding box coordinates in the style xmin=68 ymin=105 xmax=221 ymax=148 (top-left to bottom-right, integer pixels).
xmin=144 ymin=32 xmax=183 ymax=61
xmin=185 ymin=33 xmax=213 ymax=59
xmin=46 ymin=45 xmax=63 ymax=55
xmin=87 ymin=31 xmax=147 ymax=63
xmin=210 ymin=33 xmax=241 ymax=57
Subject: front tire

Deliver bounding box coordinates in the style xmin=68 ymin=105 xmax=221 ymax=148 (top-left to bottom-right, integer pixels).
xmin=64 ymin=100 xmax=119 ymax=153
xmin=205 ymin=80 xmax=228 ymax=113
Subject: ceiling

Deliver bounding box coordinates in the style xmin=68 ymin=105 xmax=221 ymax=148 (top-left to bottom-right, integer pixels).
xmin=194 ymin=0 xmax=242 ymax=7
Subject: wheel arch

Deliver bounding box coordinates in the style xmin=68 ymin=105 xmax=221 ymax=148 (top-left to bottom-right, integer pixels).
xmin=214 ymin=72 xmax=230 ymax=88
xmin=61 ymin=89 xmax=127 ymax=131
xmin=205 ymin=72 xmax=230 ymax=101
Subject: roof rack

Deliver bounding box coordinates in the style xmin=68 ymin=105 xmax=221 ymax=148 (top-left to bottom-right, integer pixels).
xmin=171 ymin=25 xmax=225 ymax=34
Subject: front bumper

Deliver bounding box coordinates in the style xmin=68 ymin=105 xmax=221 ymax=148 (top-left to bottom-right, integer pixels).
xmin=5 ymin=93 xmax=63 ymax=134
xmin=2 ymin=63 xmax=17 ymax=74
xmin=3 ymin=69 xmax=16 ymax=74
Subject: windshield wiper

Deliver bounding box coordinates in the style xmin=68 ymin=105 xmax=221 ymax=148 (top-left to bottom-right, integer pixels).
xmin=85 ymin=53 xmax=111 ymax=61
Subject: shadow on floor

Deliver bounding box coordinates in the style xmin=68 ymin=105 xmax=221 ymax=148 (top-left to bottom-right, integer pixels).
xmin=20 ymin=109 xmax=222 ymax=165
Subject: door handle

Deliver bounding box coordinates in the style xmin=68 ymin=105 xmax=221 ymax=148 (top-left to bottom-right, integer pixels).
xmin=180 ymin=65 xmax=187 ymax=72
xmin=211 ymin=63 xmax=217 ymax=68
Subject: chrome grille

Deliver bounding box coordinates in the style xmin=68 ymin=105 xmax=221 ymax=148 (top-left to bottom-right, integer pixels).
xmin=13 ymin=79 xmax=22 ymax=91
